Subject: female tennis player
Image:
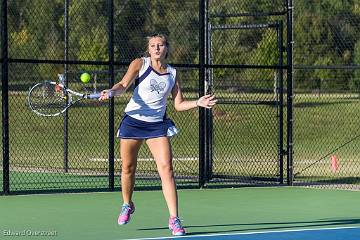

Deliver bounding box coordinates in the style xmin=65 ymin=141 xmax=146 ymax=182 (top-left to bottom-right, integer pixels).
xmin=100 ymin=33 xmax=216 ymax=236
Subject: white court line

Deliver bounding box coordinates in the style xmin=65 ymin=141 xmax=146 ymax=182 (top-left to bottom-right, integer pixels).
xmin=123 ymin=226 xmax=360 ymax=240
xmin=89 ymin=157 xmax=198 ymax=162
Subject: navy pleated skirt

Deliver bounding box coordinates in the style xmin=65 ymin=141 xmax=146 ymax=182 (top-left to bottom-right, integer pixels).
xmin=117 ymin=114 xmax=178 ymax=139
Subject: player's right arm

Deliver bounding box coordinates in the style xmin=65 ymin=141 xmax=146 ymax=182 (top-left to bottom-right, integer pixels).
xmin=100 ymin=58 xmax=143 ymax=100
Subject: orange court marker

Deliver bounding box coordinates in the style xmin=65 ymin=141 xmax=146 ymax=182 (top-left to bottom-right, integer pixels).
xmin=331 ymin=155 xmax=339 ymax=173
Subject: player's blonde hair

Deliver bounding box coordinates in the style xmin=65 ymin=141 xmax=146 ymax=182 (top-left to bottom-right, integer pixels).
xmin=144 ymin=33 xmax=170 ymax=59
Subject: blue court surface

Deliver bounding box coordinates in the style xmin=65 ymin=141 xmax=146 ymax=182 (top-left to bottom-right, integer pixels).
xmin=129 ymin=226 xmax=360 ymax=240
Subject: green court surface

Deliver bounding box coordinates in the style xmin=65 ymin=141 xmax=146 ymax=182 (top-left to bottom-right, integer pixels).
xmin=1 ymin=187 xmax=360 ymax=240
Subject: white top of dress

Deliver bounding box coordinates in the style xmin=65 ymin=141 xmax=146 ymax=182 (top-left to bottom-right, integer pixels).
xmin=124 ymin=57 xmax=176 ymax=122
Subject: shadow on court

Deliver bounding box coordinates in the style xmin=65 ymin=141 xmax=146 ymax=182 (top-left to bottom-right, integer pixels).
xmin=138 ymin=218 xmax=360 ymax=236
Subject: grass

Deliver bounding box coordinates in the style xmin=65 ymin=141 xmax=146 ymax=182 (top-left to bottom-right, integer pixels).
xmin=293 ymin=94 xmax=360 ymax=180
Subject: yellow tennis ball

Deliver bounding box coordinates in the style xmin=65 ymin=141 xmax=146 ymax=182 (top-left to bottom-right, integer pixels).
xmin=80 ymin=72 xmax=91 ymax=83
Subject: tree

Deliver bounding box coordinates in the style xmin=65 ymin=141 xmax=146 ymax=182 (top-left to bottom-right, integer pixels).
xmin=294 ymin=0 xmax=360 ymax=90
xmin=8 ymin=0 xmax=64 ymax=81
xmin=351 ymin=40 xmax=360 ymax=93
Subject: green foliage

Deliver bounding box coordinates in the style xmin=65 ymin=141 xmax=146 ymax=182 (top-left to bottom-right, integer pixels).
xmin=294 ymin=0 xmax=360 ymax=91
xmin=351 ymin=40 xmax=360 ymax=92
xmin=114 ymin=0 xmax=149 ymax=61
xmin=5 ymin=0 xmax=360 ymax=93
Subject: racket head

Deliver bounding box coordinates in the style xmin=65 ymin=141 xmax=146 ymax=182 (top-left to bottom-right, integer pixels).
xmin=27 ymin=81 xmax=70 ymax=117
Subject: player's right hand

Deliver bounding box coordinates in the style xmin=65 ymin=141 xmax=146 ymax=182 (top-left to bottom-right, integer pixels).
xmin=99 ymin=89 xmax=113 ymax=100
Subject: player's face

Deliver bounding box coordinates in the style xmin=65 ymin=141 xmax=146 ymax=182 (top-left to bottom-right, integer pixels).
xmin=148 ymin=37 xmax=168 ymax=60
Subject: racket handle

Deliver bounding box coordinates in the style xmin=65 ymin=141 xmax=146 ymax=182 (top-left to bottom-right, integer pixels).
xmin=86 ymin=90 xmax=114 ymax=99
xmin=108 ymin=90 xmax=114 ymax=98
xmin=87 ymin=92 xmax=101 ymax=99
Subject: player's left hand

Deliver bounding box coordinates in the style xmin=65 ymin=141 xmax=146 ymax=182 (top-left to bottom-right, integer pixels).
xmin=197 ymin=94 xmax=217 ymax=109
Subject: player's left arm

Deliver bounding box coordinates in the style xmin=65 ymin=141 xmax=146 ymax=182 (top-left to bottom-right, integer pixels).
xmin=171 ymin=72 xmax=217 ymax=111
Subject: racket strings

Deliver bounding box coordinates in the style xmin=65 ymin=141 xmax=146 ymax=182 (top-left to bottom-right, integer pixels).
xmin=29 ymin=82 xmax=69 ymax=115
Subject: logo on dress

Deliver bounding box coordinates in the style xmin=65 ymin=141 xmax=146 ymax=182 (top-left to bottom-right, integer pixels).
xmin=150 ymin=79 xmax=166 ymax=94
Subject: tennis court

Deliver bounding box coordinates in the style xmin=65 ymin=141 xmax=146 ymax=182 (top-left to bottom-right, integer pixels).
xmin=2 ymin=1 xmax=360 ymax=240
xmin=1 ymin=187 xmax=360 ymax=240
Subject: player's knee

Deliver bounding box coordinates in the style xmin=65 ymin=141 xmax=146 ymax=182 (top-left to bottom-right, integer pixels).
xmin=158 ymin=162 xmax=173 ymax=174
xmin=122 ymin=164 xmax=136 ymax=175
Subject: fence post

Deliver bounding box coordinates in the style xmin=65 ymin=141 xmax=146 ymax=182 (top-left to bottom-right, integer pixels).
xmin=198 ymin=0 xmax=208 ymax=187
xmin=63 ymin=0 xmax=69 ymax=173
xmin=2 ymin=0 xmax=10 ymax=195
xmin=277 ymin=21 xmax=285 ymax=184
xmin=286 ymin=0 xmax=294 ymax=185
xmin=107 ymin=0 xmax=115 ymax=191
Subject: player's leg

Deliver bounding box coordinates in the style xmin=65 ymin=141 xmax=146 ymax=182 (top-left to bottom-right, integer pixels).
xmin=118 ymin=138 xmax=143 ymax=225
xmin=146 ymin=137 xmax=185 ymax=236
xmin=146 ymin=137 xmax=177 ymax=216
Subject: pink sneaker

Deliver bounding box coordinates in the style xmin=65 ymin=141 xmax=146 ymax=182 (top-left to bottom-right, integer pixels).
xmin=118 ymin=202 xmax=135 ymax=225
xmin=168 ymin=217 xmax=186 ymax=236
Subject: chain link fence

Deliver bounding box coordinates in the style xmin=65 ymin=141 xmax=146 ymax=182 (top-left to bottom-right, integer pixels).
xmin=2 ymin=0 xmax=202 ymax=193
xmin=1 ymin=0 xmax=360 ymax=194
xmin=206 ymin=0 xmax=288 ymax=185
xmin=293 ymin=0 xmax=360 ymax=189
xmin=112 ymin=0 xmax=202 ymax=190
xmin=1 ymin=0 xmax=4 ymax=194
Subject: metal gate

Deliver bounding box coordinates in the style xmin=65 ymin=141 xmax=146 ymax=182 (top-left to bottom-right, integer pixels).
xmin=204 ymin=21 xmax=286 ymax=185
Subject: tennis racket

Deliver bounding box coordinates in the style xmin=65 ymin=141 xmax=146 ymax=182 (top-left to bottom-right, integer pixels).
xmin=27 ymin=81 xmax=101 ymax=117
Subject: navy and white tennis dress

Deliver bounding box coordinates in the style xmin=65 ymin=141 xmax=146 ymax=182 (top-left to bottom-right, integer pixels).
xmin=117 ymin=57 xmax=179 ymax=139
